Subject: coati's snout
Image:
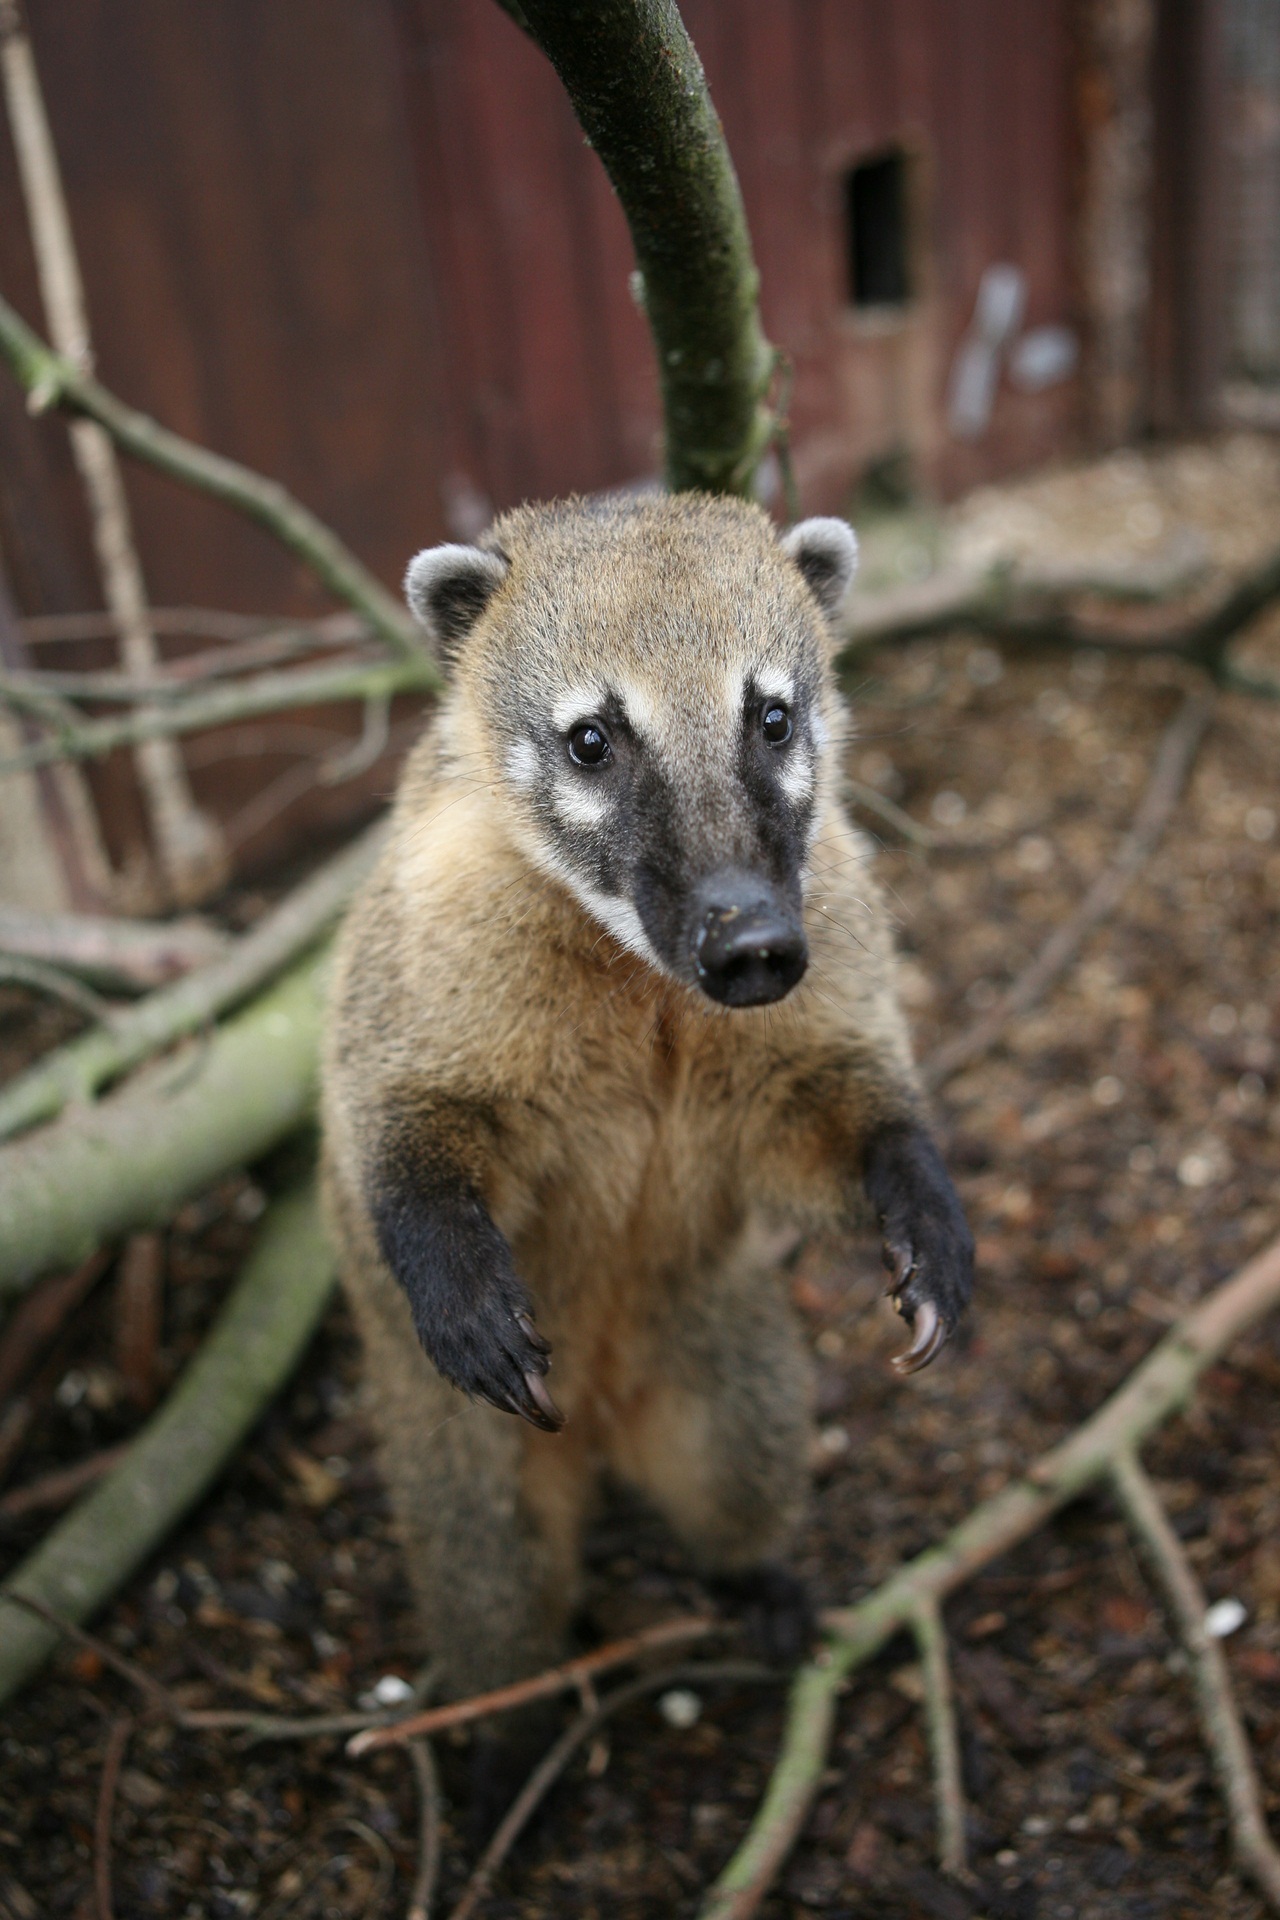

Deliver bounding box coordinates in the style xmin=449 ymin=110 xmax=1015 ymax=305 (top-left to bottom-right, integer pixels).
xmin=690 ymin=871 xmax=807 ymax=1007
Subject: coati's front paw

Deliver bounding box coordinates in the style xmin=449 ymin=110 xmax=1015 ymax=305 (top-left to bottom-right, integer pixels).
xmin=862 ymin=1121 xmax=974 ymax=1375
xmin=374 ymin=1186 xmax=565 ymax=1432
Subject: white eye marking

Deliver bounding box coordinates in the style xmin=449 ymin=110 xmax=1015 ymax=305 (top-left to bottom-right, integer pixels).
xmin=613 ymin=678 xmax=656 ymax=738
xmin=506 ymin=738 xmax=539 ymax=789
xmin=811 ymin=706 xmax=830 ymax=752
xmin=552 ymin=683 xmax=608 ymax=733
xmin=551 ymin=779 xmax=609 ymax=829
xmin=754 ymin=667 xmax=795 ymax=706
xmin=778 ymin=749 xmax=815 ymax=805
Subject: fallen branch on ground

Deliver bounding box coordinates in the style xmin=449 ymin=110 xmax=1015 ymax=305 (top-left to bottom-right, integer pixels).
xmin=0 ymin=902 xmax=228 ymax=993
xmin=0 ymin=1443 xmax=129 ymax=1523
xmin=93 ymin=1715 xmax=131 ymax=1920
xmin=0 ymin=1177 xmax=335 ymax=1704
xmin=922 ymin=687 xmax=1215 ymax=1089
xmin=696 ymin=1228 xmax=1280 ymax=1920
xmin=0 ymin=1251 xmax=109 ymax=1404
xmin=448 ymin=1662 xmax=776 ymax=1920
xmin=0 ymin=294 xmax=427 ymax=668
xmin=348 ymin=1615 xmax=719 ymax=1755
xmin=837 ymin=540 xmax=1280 ymax=698
xmin=0 ymin=822 xmax=381 ymax=1144
xmin=1111 ymin=1448 xmax=1280 ymax=1907
xmin=0 ymin=954 xmax=118 ymax=1024
xmin=407 ymin=1741 xmax=443 ymax=1920
xmin=0 ymin=953 xmax=327 ymax=1292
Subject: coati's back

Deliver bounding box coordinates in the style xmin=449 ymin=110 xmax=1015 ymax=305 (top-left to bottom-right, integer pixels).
xmin=321 ymin=492 xmax=972 ymax=1708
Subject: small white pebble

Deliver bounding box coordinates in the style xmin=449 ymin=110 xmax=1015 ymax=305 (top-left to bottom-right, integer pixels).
xmin=931 ymin=789 xmax=967 ymax=827
xmin=995 ymin=1849 xmax=1019 ymax=1867
xmin=658 ymin=1688 xmax=702 ymax=1729
xmin=1244 ymin=806 xmax=1276 ymax=843
xmin=818 ymin=1424 xmax=850 ymax=1456
xmin=372 ymin=1674 xmax=414 ymax=1706
xmin=1204 ymin=1598 xmax=1247 ymax=1640
xmin=1207 ymin=1003 xmax=1238 ymax=1036
xmin=1092 ymin=1075 xmax=1125 ymax=1107
xmin=1022 ymin=1814 xmax=1052 ymax=1836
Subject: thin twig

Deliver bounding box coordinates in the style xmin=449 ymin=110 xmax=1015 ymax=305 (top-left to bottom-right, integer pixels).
xmin=0 ymin=820 xmax=383 ymax=1143
xmin=0 ymin=293 xmax=427 ymax=669
xmin=93 ymin=1715 xmax=131 ymax=1920
xmin=407 ymin=1740 xmax=443 ymax=1920
xmin=0 ymin=954 xmax=117 ymax=1024
xmin=348 ymin=1615 xmax=718 ymax=1755
xmin=0 ymin=1589 xmax=179 ymax=1714
xmin=1111 ymin=1448 xmax=1280 ymax=1909
xmin=922 ymin=687 xmax=1214 ymax=1088
xmin=0 ymin=1443 xmax=129 ymax=1521
xmin=449 ymin=1661 xmax=774 ymax=1920
xmin=844 ymin=779 xmax=941 ymax=849
xmin=0 ymin=1249 xmax=109 ymax=1402
xmin=0 ymin=653 xmax=434 ymax=776
xmin=20 ymin=606 xmax=366 ymax=649
xmin=0 ymin=903 xmax=228 ymax=995
xmin=0 ymin=0 xmax=226 ymax=903
xmin=697 ymin=1228 xmax=1280 ymax=1920
xmin=910 ymin=1599 xmax=968 ymax=1879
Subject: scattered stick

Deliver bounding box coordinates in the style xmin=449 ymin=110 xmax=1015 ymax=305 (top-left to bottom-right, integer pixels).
xmin=0 ymin=1443 xmax=129 ymax=1523
xmin=0 ymin=821 xmax=382 ymax=1146
xmin=407 ymin=1740 xmax=443 ymax=1920
xmin=20 ymin=605 xmax=366 ymax=649
xmin=1 ymin=1589 xmax=183 ymax=1715
xmin=0 ymin=1177 xmax=335 ymax=1704
xmin=1111 ymin=1448 xmax=1280 ymax=1908
xmin=910 ymin=1599 xmax=968 ymax=1879
xmin=348 ymin=1615 xmax=719 ymax=1755
xmin=696 ymin=1228 xmax=1280 ymax=1920
xmin=0 ymin=294 xmax=427 ymax=670
xmin=448 ymin=1661 xmax=774 ymax=1920
xmin=0 ymin=1250 xmax=108 ymax=1402
xmin=922 ymin=687 xmax=1214 ymax=1088
xmin=93 ymin=1715 xmax=132 ymax=1920
xmin=113 ymin=1233 xmax=163 ymax=1410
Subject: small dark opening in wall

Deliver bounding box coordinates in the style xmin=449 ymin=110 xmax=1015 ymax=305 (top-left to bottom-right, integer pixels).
xmin=845 ymin=149 xmax=911 ymax=308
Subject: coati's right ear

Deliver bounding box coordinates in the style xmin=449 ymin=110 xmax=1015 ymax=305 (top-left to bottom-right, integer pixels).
xmin=403 ymin=544 xmax=509 ymax=660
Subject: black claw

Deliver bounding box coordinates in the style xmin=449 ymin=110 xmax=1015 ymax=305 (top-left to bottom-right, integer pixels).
xmin=515 ymin=1308 xmax=551 ymax=1355
xmin=522 ymin=1370 xmax=566 ymax=1432
xmin=891 ymin=1298 xmax=945 ymax=1375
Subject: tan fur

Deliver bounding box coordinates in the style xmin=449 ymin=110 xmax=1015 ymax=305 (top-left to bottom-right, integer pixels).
xmin=321 ymin=493 xmax=922 ymax=1695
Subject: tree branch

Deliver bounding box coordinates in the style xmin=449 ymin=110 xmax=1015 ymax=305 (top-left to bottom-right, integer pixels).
xmin=0 ymin=293 xmax=430 ymax=669
xmin=0 ymin=653 xmax=435 ymax=774
xmin=509 ymin=0 xmax=774 ymax=495
xmin=697 ymin=1228 xmax=1280 ymax=1920
xmin=1111 ymin=1448 xmax=1280 ymax=1909
xmin=0 ymin=1178 xmax=335 ymax=1705
xmin=911 ymin=1599 xmax=968 ymax=1879
xmin=0 ymin=822 xmax=383 ymax=1144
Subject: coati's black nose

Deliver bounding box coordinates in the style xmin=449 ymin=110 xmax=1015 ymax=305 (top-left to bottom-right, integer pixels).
xmin=692 ymin=880 xmax=808 ymax=1007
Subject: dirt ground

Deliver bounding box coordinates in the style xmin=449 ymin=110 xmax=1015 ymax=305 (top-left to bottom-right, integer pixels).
xmin=1 ymin=438 xmax=1279 ymax=1920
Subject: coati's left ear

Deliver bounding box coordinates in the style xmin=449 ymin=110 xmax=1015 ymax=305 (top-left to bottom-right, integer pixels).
xmin=780 ymin=517 xmax=859 ymax=619
xmin=404 ymin=544 xmax=510 ymax=660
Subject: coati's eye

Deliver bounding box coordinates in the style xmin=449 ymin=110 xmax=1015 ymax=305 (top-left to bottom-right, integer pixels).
xmin=568 ymin=721 xmax=610 ymax=767
xmin=762 ymin=703 xmax=792 ymax=746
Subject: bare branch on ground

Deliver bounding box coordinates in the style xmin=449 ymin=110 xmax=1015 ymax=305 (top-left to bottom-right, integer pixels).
xmin=1111 ymin=1448 xmax=1280 ymax=1908
xmin=0 ymin=1251 xmax=108 ymax=1403
xmin=408 ymin=1740 xmax=443 ymax=1920
xmin=0 ymin=1442 xmax=129 ymax=1522
xmin=348 ymin=1615 xmax=719 ymax=1755
xmin=696 ymin=1228 xmax=1280 ymax=1919
xmin=911 ymin=1598 xmax=968 ymax=1879
xmin=93 ymin=1715 xmax=131 ymax=1920
xmin=0 ymin=821 xmax=382 ymax=1145
xmin=922 ymin=687 xmax=1215 ymax=1088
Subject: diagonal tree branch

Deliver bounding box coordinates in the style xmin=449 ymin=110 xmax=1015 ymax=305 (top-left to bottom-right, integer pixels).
xmin=0 ymin=293 xmax=431 ymax=670
xmin=506 ymin=0 xmax=775 ymax=495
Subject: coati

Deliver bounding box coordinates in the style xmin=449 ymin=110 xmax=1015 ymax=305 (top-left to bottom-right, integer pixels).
xmin=321 ymin=491 xmax=972 ymax=1704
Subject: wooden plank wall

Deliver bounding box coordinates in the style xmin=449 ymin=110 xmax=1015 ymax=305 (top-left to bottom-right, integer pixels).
xmin=0 ymin=0 xmax=1082 ymax=875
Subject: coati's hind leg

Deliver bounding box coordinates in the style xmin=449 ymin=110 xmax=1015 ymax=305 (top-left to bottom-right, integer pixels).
xmin=609 ymin=1234 xmax=814 ymax=1661
xmin=340 ymin=1238 xmax=586 ymax=1699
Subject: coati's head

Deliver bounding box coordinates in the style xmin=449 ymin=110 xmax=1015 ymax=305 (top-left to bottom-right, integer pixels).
xmin=405 ymin=494 xmax=857 ymax=1008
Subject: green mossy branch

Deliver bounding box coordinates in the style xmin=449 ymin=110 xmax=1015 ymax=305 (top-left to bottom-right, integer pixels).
xmin=506 ymin=0 xmax=775 ymax=495
xmin=0 ymin=1178 xmax=335 ymax=1706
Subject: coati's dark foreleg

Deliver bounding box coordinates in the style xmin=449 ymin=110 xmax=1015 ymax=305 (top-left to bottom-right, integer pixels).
xmin=369 ymin=1096 xmax=564 ymax=1430
xmin=862 ymin=1120 xmax=974 ymax=1371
